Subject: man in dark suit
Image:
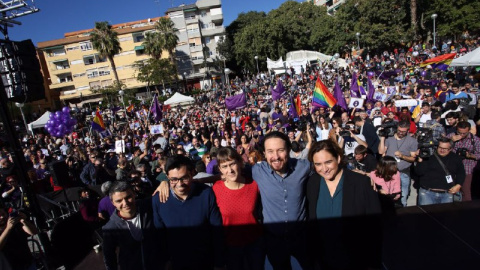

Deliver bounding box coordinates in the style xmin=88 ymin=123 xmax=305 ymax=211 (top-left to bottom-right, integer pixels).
xmin=306 ymin=140 xmax=381 ymax=270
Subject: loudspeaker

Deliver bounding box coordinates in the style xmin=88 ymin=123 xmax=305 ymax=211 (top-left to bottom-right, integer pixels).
xmin=48 ymin=160 xmax=70 ymax=187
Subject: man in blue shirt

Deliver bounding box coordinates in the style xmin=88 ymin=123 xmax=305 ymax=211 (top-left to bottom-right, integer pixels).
xmin=445 ymin=82 xmax=468 ymax=102
xmin=253 ymin=131 xmax=313 ymax=270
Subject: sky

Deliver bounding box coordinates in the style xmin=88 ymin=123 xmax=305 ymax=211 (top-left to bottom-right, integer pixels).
xmin=7 ymin=0 xmax=303 ymax=45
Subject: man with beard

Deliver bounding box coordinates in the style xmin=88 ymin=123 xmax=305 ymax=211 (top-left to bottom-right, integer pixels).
xmin=379 ymin=120 xmax=418 ymax=206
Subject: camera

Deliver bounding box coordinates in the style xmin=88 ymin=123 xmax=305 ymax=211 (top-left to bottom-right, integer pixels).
xmin=296 ymin=120 xmax=308 ymax=131
xmin=346 ymin=154 xmax=365 ymax=171
xmin=457 ymin=148 xmax=468 ymax=159
xmin=377 ymin=121 xmax=397 ymax=137
xmin=416 ymin=128 xmax=436 ymax=158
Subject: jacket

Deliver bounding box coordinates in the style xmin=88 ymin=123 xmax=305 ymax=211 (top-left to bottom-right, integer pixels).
xmin=306 ymin=168 xmax=382 ymax=270
xmin=102 ymin=199 xmax=165 ymax=270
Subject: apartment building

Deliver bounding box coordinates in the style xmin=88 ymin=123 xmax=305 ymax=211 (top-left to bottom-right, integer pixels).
xmin=166 ymin=0 xmax=225 ymax=88
xmin=37 ymin=17 xmax=168 ymax=106
xmin=312 ymin=0 xmax=347 ymax=13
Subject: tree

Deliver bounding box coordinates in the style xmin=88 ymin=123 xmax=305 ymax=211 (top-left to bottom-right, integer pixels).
xmin=90 ymin=21 xmax=122 ymax=85
xmin=134 ymin=58 xmax=176 ymax=92
xmin=143 ymin=31 xmax=163 ymax=59
xmin=155 ymin=17 xmax=179 ymax=75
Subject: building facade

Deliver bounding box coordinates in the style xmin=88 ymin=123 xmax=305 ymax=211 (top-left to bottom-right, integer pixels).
xmin=312 ymin=0 xmax=347 ymax=13
xmin=166 ymin=0 xmax=225 ymax=89
xmin=37 ymin=17 xmax=168 ymax=106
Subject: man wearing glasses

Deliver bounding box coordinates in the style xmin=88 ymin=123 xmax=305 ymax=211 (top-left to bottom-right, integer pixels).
xmin=152 ymin=155 xmax=224 ymax=270
xmin=379 ymin=120 xmax=419 ymax=206
xmin=415 ymin=138 xmax=465 ymax=205
xmin=447 ymin=121 xmax=480 ymax=201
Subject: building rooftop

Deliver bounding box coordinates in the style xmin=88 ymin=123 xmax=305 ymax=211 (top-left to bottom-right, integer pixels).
xmin=37 ymin=17 xmax=163 ymax=49
xmin=166 ymin=3 xmax=197 ymax=13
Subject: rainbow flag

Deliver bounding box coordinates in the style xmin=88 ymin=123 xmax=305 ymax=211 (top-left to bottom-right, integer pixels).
xmin=420 ymin=53 xmax=456 ymax=70
xmin=91 ymin=110 xmax=106 ymax=132
xmin=312 ymin=76 xmax=336 ymax=108
xmin=126 ymin=104 xmax=134 ymax=113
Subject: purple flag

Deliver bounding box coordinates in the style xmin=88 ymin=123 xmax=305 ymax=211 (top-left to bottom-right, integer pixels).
xmin=333 ymin=78 xmax=348 ymax=111
xmin=272 ymin=80 xmax=285 ymax=101
xmin=150 ymin=94 xmax=162 ymax=121
xmin=367 ymin=77 xmax=376 ymax=102
xmin=359 ymin=83 xmax=367 ymax=96
xmin=350 ymin=72 xmax=360 ymax=98
xmin=225 ymin=93 xmax=246 ymax=111
xmin=288 ymin=96 xmax=299 ymax=119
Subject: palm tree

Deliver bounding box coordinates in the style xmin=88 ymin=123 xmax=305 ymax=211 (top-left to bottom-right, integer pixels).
xmin=155 ymin=17 xmax=179 ymax=80
xmin=143 ymin=31 xmax=163 ymax=60
xmin=90 ymin=21 xmax=122 ymax=85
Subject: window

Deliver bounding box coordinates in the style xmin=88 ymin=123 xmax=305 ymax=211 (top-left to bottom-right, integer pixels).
xmin=58 ymin=75 xmax=73 ymax=83
xmin=205 ymin=37 xmax=211 ymax=44
xmin=132 ymin=33 xmax=145 ymax=43
xmin=201 ymin=10 xmax=207 ymax=17
xmin=80 ymin=42 xmax=93 ymax=51
xmin=66 ymin=46 xmax=79 ymax=52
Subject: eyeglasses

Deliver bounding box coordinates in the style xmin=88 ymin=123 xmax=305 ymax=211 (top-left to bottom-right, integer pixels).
xmin=168 ymin=176 xmax=191 ymax=184
xmin=438 ymin=146 xmax=451 ymax=151
xmin=40 ymin=162 xmax=46 ymax=165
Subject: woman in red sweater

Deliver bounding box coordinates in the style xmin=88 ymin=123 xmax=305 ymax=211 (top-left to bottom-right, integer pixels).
xmin=213 ymin=147 xmax=264 ymax=270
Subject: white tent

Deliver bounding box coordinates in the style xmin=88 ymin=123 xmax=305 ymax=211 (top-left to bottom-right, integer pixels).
xmin=27 ymin=111 xmax=51 ymax=134
xmin=163 ymin=92 xmax=195 ymax=106
xmin=450 ymin=47 xmax=480 ymax=66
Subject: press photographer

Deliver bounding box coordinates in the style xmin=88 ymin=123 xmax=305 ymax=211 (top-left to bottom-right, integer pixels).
xmin=376 ymin=120 xmax=397 ymax=138
xmin=378 ymin=120 xmax=418 ymax=207
xmin=447 ymin=121 xmax=480 ymax=201
xmin=337 ymin=121 xmax=368 ymax=157
xmin=349 ymin=145 xmax=378 ymax=177
xmin=414 ymin=138 xmax=465 ymax=205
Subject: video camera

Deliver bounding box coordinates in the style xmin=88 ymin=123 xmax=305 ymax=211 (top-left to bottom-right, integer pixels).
xmin=339 ymin=124 xmax=356 ymax=137
xmin=346 ymin=154 xmax=366 ymax=171
xmin=416 ymin=128 xmax=436 ymax=158
xmin=377 ymin=121 xmax=397 ymax=137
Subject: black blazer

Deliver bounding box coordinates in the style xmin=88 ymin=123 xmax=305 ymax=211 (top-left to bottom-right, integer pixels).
xmin=306 ymin=168 xmax=381 ymax=219
xmin=306 ymin=168 xmax=382 ymax=270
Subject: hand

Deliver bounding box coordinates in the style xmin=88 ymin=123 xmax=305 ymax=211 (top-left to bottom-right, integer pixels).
xmin=448 ymin=184 xmax=461 ymax=194
xmin=6 ymin=216 xmax=20 ymax=232
xmin=152 ymin=180 xmax=170 ymax=203
xmin=394 ymin=151 xmax=403 ymax=159
xmin=451 ymin=134 xmax=462 ymax=142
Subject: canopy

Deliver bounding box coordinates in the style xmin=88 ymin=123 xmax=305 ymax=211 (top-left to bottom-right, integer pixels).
xmin=163 ymin=92 xmax=195 ymax=106
xmin=27 ymin=111 xmax=51 ymax=133
xmin=450 ymin=47 xmax=480 ymax=67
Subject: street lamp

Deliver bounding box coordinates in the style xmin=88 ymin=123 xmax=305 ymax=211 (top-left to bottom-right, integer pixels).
xmin=15 ymin=102 xmax=29 ymax=134
xmin=119 ymin=90 xmax=128 ymax=122
xmin=333 ymin=53 xmax=340 ymax=74
xmin=356 ymin=32 xmax=360 ymax=49
xmin=224 ymin=68 xmax=231 ymax=94
xmin=431 ymin=13 xmax=438 ymax=49
xmin=254 ymin=55 xmax=259 ymax=74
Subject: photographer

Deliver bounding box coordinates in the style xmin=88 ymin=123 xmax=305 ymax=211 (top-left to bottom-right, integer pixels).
xmin=378 ymin=120 xmax=418 ymax=207
xmin=339 ymin=121 xmax=367 ymax=157
xmin=0 ymin=206 xmax=38 ymax=270
xmin=414 ymin=138 xmax=465 ymax=205
xmin=290 ymin=124 xmax=313 ymax=159
xmin=351 ymin=145 xmax=378 ymax=177
xmin=353 ymin=116 xmax=380 ymax=157
xmin=447 ymin=121 xmax=480 ymax=201
xmin=423 ymin=111 xmax=446 ymax=143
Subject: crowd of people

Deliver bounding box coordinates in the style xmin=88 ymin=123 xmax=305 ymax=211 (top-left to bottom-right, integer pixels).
xmin=1 ymin=40 xmax=480 ymax=270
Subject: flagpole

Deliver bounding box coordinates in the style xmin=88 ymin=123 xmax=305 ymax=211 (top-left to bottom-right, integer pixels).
xmin=146 ymin=94 xmax=157 ymax=120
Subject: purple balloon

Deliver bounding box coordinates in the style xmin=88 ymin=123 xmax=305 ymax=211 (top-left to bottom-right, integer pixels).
xmin=367 ymin=71 xmax=375 ymax=77
xmin=421 ymin=71 xmax=427 ymax=77
xmin=62 ymin=107 xmax=70 ymax=114
xmin=55 ymin=111 xmax=62 ymax=118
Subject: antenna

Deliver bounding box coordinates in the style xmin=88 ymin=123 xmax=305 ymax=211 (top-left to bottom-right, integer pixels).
xmin=0 ymin=1 xmax=40 ymax=38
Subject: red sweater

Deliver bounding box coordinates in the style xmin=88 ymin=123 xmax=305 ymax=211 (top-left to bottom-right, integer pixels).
xmin=213 ymin=178 xmax=263 ymax=247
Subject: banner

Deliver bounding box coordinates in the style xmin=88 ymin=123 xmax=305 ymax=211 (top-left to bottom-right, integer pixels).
xmin=115 ymin=140 xmax=125 ymax=154
xmin=348 ymin=97 xmax=365 ymax=109
xmin=150 ymin=124 xmax=164 ymax=135
xmin=393 ymin=99 xmax=419 ymax=107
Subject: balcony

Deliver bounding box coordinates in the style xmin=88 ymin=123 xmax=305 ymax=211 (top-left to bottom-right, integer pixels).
xmin=210 ymin=13 xmax=223 ymax=24
xmin=196 ymin=0 xmax=221 ymax=9
xmin=187 ymin=29 xmax=201 ymax=38
xmin=192 ymin=58 xmax=204 ymax=65
xmin=185 ymin=16 xmax=198 ymax=25
xmin=50 ymin=80 xmax=75 ymax=89
xmin=201 ymin=26 xmax=225 ymax=37
xmin=190 ymin=45 xmax=203 ymax=53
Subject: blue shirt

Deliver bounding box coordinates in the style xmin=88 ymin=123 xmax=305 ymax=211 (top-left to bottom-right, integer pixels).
xmin=317 ymin=175 xmax=344 ymax=219
xmin=445 ymin=91 xmax=468 ymax=102
xmin=252 ymin=158 xmax=310 ymax=235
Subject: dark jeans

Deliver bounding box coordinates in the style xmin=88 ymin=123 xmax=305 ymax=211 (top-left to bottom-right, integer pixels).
xmin=265 ymin=230 xmax=313 ymax=270
xmin=226 ymin=237 xmax=265 ymax=270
